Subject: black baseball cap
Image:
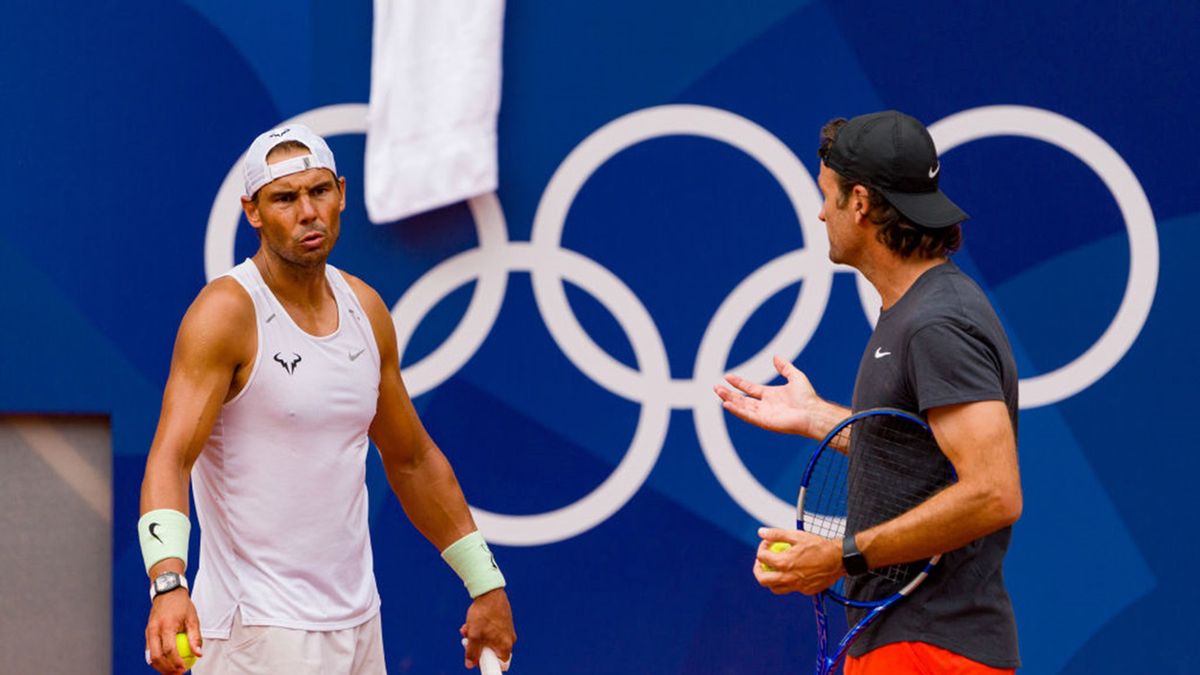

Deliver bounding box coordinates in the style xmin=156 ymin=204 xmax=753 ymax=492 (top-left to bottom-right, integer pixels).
xmin=822 ymin=110 xmax=968 ymax=228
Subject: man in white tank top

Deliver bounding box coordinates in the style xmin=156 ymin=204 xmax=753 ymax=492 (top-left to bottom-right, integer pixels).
xmin=137 ymin=125 xmax=515 ymax=675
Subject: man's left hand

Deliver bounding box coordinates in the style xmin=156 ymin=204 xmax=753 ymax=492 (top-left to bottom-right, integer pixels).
xmin=754 ymin=527 xmax=844 ymax=595
xmin=460 ymin=588 xmax=515 ymax=670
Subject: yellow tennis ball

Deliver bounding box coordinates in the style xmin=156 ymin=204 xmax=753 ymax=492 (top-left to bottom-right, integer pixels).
xmin=760 ymin=541 xmax=792 ymax=571
xmin=176 ymin=633 xmax=198 ymax=670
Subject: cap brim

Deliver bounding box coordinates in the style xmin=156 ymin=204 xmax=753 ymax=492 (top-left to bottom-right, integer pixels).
xmin=879 ymin=188 xmax=969 ymax=229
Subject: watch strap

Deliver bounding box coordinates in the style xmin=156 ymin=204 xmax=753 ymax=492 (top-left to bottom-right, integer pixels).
xmin=842 ymin=534 xmax=869 ymax=576
xmin=149 ymin=571 xmax=189 ymax=601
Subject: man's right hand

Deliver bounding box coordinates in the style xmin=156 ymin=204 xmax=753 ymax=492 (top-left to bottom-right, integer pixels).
xmin=714 ymin=355 xmax=844 ymax=439
xmin=145 ymin=590 xmax=202 ymax=675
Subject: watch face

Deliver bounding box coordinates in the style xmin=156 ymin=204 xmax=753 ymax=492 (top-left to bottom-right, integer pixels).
xmin=155 ymin=573 xmax=177 ymax=592
xmin=845 ymin=553 xmax=867 ymax=576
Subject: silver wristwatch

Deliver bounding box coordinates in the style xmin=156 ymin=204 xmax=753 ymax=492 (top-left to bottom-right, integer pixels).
xmin=149 ymin=571 xmax=189 ymax=601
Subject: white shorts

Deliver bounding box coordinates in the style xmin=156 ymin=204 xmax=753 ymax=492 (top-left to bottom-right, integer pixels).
xmin=192 ymin=609 xmax=386 ymax=675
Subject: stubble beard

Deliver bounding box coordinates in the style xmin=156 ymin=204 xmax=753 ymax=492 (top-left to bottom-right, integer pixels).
xmin=265 ymin=226 xmax=335 ymax=271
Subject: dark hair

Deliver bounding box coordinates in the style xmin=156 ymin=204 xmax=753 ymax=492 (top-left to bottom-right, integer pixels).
xmin=817 ymin=118 xmax=960 ymax=259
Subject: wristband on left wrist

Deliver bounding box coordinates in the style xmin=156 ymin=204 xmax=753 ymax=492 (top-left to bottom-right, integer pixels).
xmin=441 ymin=531 xmax=506 ymax=598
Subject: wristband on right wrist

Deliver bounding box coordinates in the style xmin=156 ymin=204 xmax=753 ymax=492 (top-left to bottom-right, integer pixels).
xmin=441 ymin=531 xmax=506 ymax=599
xmin=138 ymin=509 xmax=190 ymax=574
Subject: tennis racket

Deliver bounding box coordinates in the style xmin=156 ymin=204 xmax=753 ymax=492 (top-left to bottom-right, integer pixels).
xmin=797 ymin=408 xmax=956 ymax=675
xmin=479 ymin=647 xmax=504 ymax=675
xmin=462 ymin=638 xmax=508 ymax=674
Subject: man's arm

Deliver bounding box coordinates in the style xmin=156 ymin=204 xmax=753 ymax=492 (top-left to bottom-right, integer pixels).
xmin=347 ymin=274 xmax=479 ymax=549
xmin=755 ymin=399 xmax=1022 ymax=594
xmin=715 ymin=355 xmax=849 ymax=441
xmin=344 ymin=273 xmax=515 ymax=667
xmin=853 ymin=399 xmax=1022 ymax=566
xmin=140 ymin=278 xmax=252 ymax=674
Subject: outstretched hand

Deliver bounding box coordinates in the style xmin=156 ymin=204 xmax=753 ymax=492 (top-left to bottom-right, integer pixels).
xmin=714 ymin=355 xmax=838 ymax=439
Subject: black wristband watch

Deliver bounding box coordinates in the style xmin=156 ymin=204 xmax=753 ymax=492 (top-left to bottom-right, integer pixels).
xmin=149 ymin=571 xmax=189 ymax=601
xmin=842 ymin=534 xmax=869 ymax=576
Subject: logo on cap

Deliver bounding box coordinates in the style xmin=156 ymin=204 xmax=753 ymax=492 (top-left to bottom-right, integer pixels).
xmin=928 ymin=163 xmax=940 ymax=179
xmin=269 ymin=128 xmax=292 ymax=138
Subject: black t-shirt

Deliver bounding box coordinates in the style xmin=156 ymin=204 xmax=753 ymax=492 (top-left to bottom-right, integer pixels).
xmin=845 ymin=260 xmax=1020 ymax=668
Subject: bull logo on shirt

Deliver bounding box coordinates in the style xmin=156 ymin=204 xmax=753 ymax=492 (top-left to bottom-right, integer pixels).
xmin=273 ymin=352 xmax=302 ymax=375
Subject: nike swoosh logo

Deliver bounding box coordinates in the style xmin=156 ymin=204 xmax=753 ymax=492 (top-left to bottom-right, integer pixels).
xmin=349 ymin=349 xmax=366 ymax=362
xmin=149 ymin=522 xmax=163 ymax=544
xmin=874 ymin=348 xmax=892 ymax=359
xmin=928 ymin=163 xmax=940 ymax=178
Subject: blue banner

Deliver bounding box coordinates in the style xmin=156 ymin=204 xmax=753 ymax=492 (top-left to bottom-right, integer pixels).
xmin=1 ymin=1 xmax=1196 ymax=672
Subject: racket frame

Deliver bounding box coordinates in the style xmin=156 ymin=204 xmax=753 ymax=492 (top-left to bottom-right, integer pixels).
xmin=796 ymin=408 xmax=946 ymax=675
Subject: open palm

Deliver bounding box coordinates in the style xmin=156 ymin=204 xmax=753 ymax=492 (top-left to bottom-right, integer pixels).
xmin=714 ymin=355 xmax=845 ymax=440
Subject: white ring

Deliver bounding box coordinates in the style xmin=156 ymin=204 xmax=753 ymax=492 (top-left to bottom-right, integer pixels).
xmin=928 ymin=106 xmax=1157 ymax=408
xmin=691 ymin=247 xmax=834 ymax=527
xmin=204 ymin=102 xmax=1156 ymax=541
xmin=392 ymin=193 xmax=510 ymax=397
xmin=530 ymin=104 xmax=832 ymax=408
xmin=466 ymin=243 xmax=672 ymax=546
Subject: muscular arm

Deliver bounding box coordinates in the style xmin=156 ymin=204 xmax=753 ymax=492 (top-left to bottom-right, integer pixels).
xmin=346 ymin=272 xmax=515 ymax=666
xmin=140 ymin=278 xmax=252 ymax=572
xmin=139 ymin=278 xmax=252 ymax=673
xmin=346 ymin=275 xmax=477 ymax=548
xmin=854 ymin=399 xmax=1022 ymax=567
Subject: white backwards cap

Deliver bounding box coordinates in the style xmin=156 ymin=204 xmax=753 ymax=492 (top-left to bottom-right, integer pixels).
xmin=242 ymin=123 xmax=338 ymax=198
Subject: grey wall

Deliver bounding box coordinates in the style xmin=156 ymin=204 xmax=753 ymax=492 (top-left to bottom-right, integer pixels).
xmin=0 ymin=416 xmax=111 ymax=675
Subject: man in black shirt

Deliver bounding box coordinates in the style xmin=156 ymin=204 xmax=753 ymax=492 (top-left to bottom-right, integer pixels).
xmin=715 ymin=111 xmax=1021 ymax=673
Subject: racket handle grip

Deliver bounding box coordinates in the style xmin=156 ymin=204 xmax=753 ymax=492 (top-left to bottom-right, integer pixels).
xmin=479 ymin=647 xmax=503 ymax=675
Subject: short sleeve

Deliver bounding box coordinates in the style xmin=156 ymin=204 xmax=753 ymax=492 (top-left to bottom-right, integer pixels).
xmin=906 ymin=321 xmax=1004 ymax=414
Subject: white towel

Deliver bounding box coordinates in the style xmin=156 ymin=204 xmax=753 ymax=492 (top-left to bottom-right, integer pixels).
xmin=365 ymin=0 xmax=506 ymax=223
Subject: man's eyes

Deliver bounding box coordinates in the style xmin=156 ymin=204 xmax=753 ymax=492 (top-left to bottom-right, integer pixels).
xmin=273 ymin=187 xmax=329 ymax=203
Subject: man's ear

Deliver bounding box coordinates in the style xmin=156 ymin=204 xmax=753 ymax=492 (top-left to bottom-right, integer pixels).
xmin=241 ymin=195 xmax=263 ymax=230
xmin=851 ymin=184 xmax=872 ymax=224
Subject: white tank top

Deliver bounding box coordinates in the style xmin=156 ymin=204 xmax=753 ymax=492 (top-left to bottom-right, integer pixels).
xmin=192 ymin=260 xmax=382 ymax=637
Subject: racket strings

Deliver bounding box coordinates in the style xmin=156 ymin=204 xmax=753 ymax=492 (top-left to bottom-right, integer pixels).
xmin=849 ymin=416 xmax=954 ymax=591
xmin=802 ymin=425 xmax=851 ymax=540
xmin=800 ymin=413 xmax=955 ymax=599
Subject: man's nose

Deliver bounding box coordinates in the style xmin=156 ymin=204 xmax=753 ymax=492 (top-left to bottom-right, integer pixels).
xmin=297 ymin=193 xmax=318 ymax=221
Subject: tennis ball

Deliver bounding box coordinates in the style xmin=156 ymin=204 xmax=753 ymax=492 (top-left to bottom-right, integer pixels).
xmin=760 ymin=541 xmax=792 ymax=571
xmin=176 ymin=633 xmax=198 ymax=670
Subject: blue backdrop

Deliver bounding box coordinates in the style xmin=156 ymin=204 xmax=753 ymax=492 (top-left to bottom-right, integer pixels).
xmin=1 ymin=1 xmax=1196 ymax=673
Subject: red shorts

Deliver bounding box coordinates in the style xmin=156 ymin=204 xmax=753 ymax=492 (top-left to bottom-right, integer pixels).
xmin=843 ymin=641 xmax=1015 ymax=675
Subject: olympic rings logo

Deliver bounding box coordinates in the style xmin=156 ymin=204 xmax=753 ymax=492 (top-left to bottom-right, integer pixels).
xmin=206 ymin=103 xmax=1158 ymax=545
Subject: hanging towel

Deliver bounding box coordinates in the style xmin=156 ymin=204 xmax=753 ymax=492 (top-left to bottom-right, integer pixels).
xmin=365 ymin=0 xmax=506 ymax=223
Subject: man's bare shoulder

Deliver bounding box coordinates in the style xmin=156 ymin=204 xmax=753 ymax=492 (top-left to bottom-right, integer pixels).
xmin=186 ymin=276 xmax=254 ymax=324
xmin=337 ymin=270 xmax=390 ymax=321
xmin=336 ymin=270 xmax=398 ymax=362
xmin=174 ymin=276 xmax=255 ymax=360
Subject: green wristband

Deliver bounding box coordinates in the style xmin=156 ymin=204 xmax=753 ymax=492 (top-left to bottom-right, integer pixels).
xmin=441 ymin=531 xmax=506 ymax=599
xmin=138 ymin=509 xmax=190 ymax=574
